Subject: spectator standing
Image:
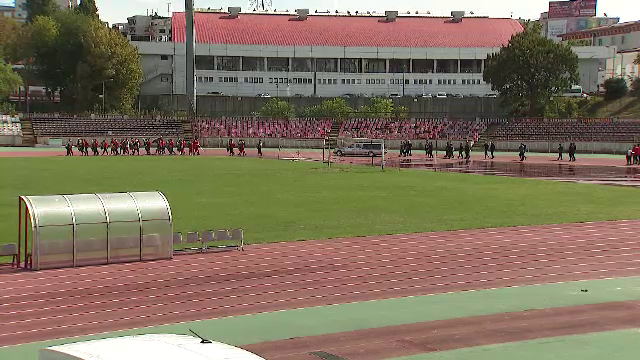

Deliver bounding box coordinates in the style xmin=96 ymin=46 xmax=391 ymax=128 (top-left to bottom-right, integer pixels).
xmin=557 ymin=143 xmax=564 ymax=161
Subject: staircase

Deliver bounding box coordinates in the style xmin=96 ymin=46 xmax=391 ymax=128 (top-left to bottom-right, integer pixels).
xmin=20 ymin=118 xmax=36 ymax=146
xmin=326 ymin=120 xmax=342 ymax=149
xmin=473 ymin=123 xmax=499 ymax=150
xmin=182 ymin=120 xmax=194 ymax=141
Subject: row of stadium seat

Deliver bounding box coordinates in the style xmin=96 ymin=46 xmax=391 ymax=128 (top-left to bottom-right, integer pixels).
xmin=25 ymin=116 xmax=640 ymax=143
xmin=339 ymin=118 xmax=487 ymax=141
xmin=31 ymin=117 xmax=182 ymax=138
xmin=491 ymin=118 xmax=640 ymax=142
xmin=193 ymin=119 xmax=332 ymax=139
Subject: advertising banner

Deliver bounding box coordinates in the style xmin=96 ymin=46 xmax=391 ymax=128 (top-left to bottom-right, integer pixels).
xmin=548 ymin=0 xmax=597 ymax=19
xmin=548 ymin=20 xmax=568 ymax=41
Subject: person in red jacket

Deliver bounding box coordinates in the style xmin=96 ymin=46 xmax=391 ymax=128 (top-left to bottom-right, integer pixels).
xmin=193 ymin=138 xmax=200 ymax=155
xmin=633 ymin=144 xmax=640 ymax=165
xmin=168 ymin=139 xmax=175 ymax=155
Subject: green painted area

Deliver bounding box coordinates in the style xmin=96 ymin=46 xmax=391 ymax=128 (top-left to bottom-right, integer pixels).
xmin=390 ymin=328 xmax=640 ymax=360
xmin=1 ymin=156 xmax=639 ymax=248
xmin=2 ymin=277 xmax=640 ymax=359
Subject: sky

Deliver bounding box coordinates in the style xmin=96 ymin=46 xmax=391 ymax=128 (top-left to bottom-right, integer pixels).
xmin=0 ymin=0 xmax=637 ymax=25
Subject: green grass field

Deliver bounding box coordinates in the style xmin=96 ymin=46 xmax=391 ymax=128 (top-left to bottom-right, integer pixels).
xmin=0 ymin=156 xmax=638 ymax=248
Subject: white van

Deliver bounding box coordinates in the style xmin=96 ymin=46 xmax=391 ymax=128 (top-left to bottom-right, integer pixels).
xmin=562 ymin=85 xmax=588 ymax=98
xmin=334 ymin=139 xmax=386 ymax=157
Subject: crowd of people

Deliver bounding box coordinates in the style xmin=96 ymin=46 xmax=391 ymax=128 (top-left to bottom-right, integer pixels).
xmin=557 ymin=143 xmax=577 ymax=162
xmin=64 ymin=137 xmax=201 ymax=156
xmin=225 ymin=139 xmax=263 ymax=157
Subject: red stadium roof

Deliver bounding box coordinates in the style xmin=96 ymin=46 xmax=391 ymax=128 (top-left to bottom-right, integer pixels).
xmin=172 ymin=13 xmax=523 ymax=48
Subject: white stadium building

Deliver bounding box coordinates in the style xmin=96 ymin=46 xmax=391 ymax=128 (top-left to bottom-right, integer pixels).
xmin=132 ymin=8 xmax=615 ymax=98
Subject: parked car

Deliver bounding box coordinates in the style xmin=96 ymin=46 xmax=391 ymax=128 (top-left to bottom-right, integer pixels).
xmin=436 ymin=92 xmax=447 ymax=98
xmin=334 ymin=140 xmax=387 ymax=157
xmin=256 ymin=93 xmax=271 ymax=98
xmin=454 ymin=93 xmax=464 ymax=98
xmin=420 ymin=93 xmax=433 ymax=98
xmin=389 ymin=93 xmax=401 ymax=98
xmin=485 ymin=93 xmax=498 ymax=98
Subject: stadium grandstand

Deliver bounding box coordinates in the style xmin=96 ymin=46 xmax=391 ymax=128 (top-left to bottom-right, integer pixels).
xmin=21 ymin=115 xmax=640 ymax=153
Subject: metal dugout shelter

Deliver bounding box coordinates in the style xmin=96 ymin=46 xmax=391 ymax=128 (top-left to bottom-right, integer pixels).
xmin=18 ymin=192 xmax=173 ymax=270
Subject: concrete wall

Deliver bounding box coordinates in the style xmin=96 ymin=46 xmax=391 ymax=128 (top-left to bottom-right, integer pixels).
xmin=139 ymin=95 xmax=505 ymax=118
xmin=0 ymin=135 xmax=23 ymax=146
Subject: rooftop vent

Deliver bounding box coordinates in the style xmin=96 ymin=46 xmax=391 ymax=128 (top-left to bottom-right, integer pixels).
xmin=380 ymin=11 xmax=398 ymax=23
xmin=228 ymin=7 xmax=241 ymax=18
xmin=450 ymin=10 xmax=465 ymax=22
xmin=290 ymin=8 xmax=309 ymax=21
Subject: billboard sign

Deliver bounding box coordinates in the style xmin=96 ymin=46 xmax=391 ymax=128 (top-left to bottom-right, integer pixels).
xmin=548 ymin=20 xmax=568 ymax=41
xmin=548 ymin=0 xmax=597 ymax=19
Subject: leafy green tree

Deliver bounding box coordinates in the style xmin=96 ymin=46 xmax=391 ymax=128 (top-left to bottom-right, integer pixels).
xmin=603 ymin=78 xmax=628 ymax=100
xmin=635 ymin=53 xmax=640 ymax=66
xmin=76 ymin=0 xmax=99 ymax=19
xmin=23 ymin=0 xmax=60 ymax=23
xmin=24 ymin=11 xmax=142 ymax=112
xmin=358 ymin=98 xmax=395 ymax=118
xmin=300 ymin=98 xmax=354 ymax=118
xmin=259 ymin=98 xmax=295 ymax=118
xmin=0 ymin=60 xmax=22 ymax=101
xmin=483 ymin=22 xmax=579 ymax=116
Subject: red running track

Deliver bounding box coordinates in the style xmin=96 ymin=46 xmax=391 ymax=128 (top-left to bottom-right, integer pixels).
xmin=0 ymin=220 xmax=639 ymax=347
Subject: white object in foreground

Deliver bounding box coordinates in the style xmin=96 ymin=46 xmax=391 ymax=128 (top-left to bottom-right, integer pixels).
xmin=39 ymin=334 xmax=266 ymax=360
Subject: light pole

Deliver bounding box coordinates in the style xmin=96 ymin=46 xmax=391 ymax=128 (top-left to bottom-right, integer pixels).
xmin=101 ymin=78 xmax=114 ymax=114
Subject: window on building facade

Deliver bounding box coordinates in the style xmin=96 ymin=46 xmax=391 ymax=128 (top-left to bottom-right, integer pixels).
xmin=219 ymin=77 xmax=238 ymax=83
xmin=160 ymin=76 xmax=170 ymax=82
xmin=611 ymin=36 xmax=616 ymax=45
xmin=597 ymin=38 xmax=603 ymax=46
xmin=244 ymin=77 xmax=263 ymax=83
xmin=267 ymin=57 xmax=289 ymax=72
xmin=341 ymin=59 xmax=361 ymax=73
xmin=363 ymin=59 xmax=386 ymax=73
xmin=159 ymin=29 xmax=166 ymax=33
xmin=242 ymin=57 xmax=265 ymax=71
xmin=460 ymin=59 xmax=482 ymax=73
xmin=389 ymin=59 xmax=410 ymax=73
xmin=436 ymin=59 xmax=458 ymax=73
xmin=316 ymin=58 xmax=338 ymax=72
xmin=412 ymin=59 xmax=435 ymax=73
xmin=195 ymin=56 xmax=214 ymax=70
xmin=160 ymin=55 xmax=169 ymax=61
xmin=216 ymin=56 xmax=241 ymax=71
xmin=292 ymin=58 xmax=314 ymax=72
xmin=621 ymin=36 xmax=626 ymax=44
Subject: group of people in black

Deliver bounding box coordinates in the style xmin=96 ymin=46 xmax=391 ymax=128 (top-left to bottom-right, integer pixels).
xmin=226 ymin=139 xmax=263 ymax=157
xmin=483 ymin=141 xmax=496 ymax=159
xmin=400 ymin=140 xmax=413 ymax=157
xmin=424 ymin=141 xmax=435 ymax=158
xmin=442 ymin=140 xmax=473 ymax=160
xmin=64 ymin=137 xmax=201 ymax=157
xmin=557 ymin=143 xmax=577 ymax=162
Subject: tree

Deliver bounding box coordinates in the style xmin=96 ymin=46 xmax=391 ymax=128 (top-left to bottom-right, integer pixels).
xmin=23 ymin=0 xmax=60 ymax=23
xmin=0 ymin=60 xmax=22 ymax=101
xmin=635 ymin=53 xmax=640 ymax=66
xmin=76 ymin=0 xmax=99 ymax=19
xmin=24 ymin=11 xmax=142 ymax=112
xmin=358 ymin=98 xmax=395 ymax=118
xmin=603 ymin=78 xmax=628 ymax=100
xmin=258 ymin=98 xmax=295 ymax=118
xmin=300 ymin=98 xmax=354 ymax=118
xmin=483 ymin=22 xmax=579 ymax=116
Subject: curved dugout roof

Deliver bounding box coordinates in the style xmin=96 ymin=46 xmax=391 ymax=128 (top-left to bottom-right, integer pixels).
xmin=20 ymin=191 xmax=173 ymax=270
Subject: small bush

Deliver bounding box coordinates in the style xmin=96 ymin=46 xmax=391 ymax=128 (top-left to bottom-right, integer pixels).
xmin=603 ymin=78 xmax=628 ymax=101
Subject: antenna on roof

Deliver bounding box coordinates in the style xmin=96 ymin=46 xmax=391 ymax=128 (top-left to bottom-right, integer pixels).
xmin=189 ymin=329 xmax=213 ymax=344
